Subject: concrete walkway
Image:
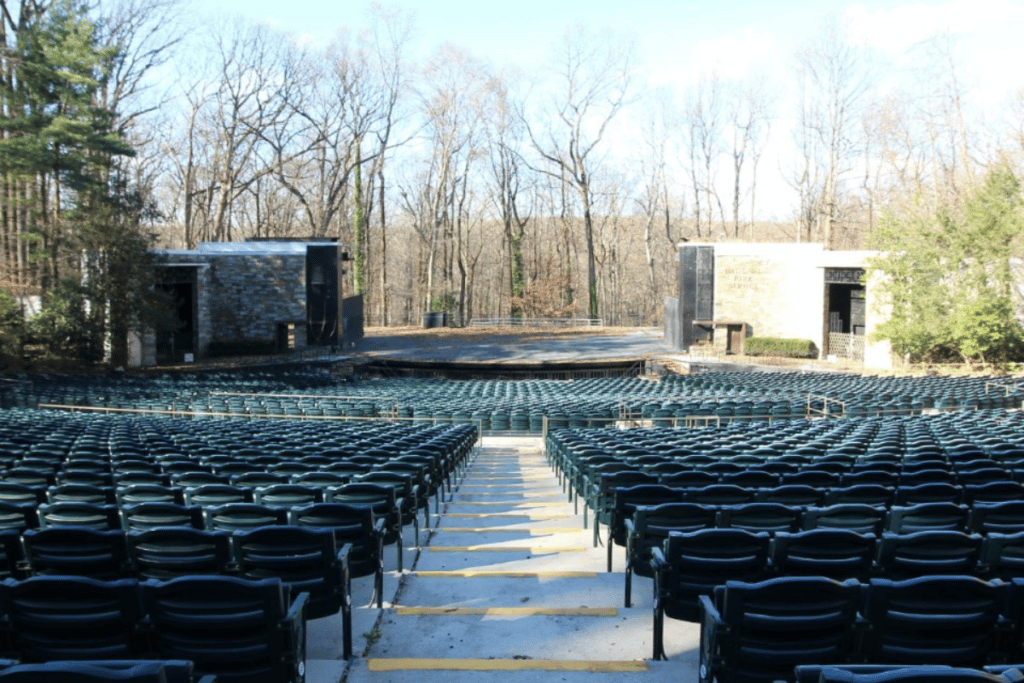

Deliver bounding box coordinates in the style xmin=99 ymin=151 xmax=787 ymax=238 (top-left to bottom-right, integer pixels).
xmin=309 ymin=435 xmax=698 ymax=683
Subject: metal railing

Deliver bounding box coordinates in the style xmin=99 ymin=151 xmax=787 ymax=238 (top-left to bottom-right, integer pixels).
xmin=828 ymin=332 xmax=865 ymax=363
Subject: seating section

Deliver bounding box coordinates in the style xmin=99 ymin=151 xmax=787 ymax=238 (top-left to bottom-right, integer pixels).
xmin=695 ymin=575 xmax=1024 ymax=682
xmin=6 ymin=366 xmax=1024 ymax=682
xmin=0 ymin=574 xmax=304 ymax=683
xmin=0 ymin=659 xmax=216 ymax=683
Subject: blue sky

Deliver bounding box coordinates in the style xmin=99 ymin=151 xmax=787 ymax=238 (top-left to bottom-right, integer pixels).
xmin=195 ymin=0 xmax=1024 ymax=220
xmin=205 ymin=0 xmax=1024 ymax=104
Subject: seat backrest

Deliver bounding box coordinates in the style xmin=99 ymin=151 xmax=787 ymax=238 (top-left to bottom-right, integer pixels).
xmin=771 ymin=528 xmax=876 ymax=581
xmin=684 ymin=484 xmax=755 ymax=506
xmin=885 ymin=503 xmax=971 ymax=534
xmin=0 ymin=575 xmax=144 ymax=661
xmin=965 ymin=482 xmax=1024 ymax=506
xmin=119 ymin=503 xmax=205 ymax=532
xmin=970 ymin=501 xmax=1024 ymax=535
xmin=0 ymin=659 xmax=197 ymax=683
xmin=756 ymin=485 xmax=825 ymax=507
xmin=126 ymin=527 xmax=233 ymax=580
xmin=824 ymin=484 xmax=895 ymax=508
xmin=140 ymin=575 xmax=303 ymax=683
xmin=862 ymin=575 xmax=1005 ymax=666
xmin=798 ymin=665 xmax=1021 ymax=683
xmin=717 ymin=502 xmax=801 ymax=534
xmin=802 ymin=504 xmax=887 ymax=535
xmin=657 ymin=528 xmax=771 ymax=622
xmin=182 ymin=484 xmax=252 ymax=507
xmin=876 ymin=531 xmax=983 ymax=579
xmin=710 ymin=576 xmax=863 ymax=683
xmin=37 ymin=501 xmax=121 ymax=530
xmin=610 ymin=485 xmax=686 ymax=543
xmin=895 ymin=483 xmax=964 ymax=506
xmin=202 ymin=503 xmax=288 ymax=532
xmin=979 ymin=532 xmax=1024 ymax=580
xmin=232 ymin=525 xmax=343 ymax=619
xmin=22 ymin=527 xmax=128 ymax=578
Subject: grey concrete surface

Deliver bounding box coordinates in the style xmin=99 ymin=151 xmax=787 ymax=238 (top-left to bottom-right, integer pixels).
xmin=355 ymin=328 xmax=672 ymax=363
xmin=305 ymin=436 xmax=699 ymax=683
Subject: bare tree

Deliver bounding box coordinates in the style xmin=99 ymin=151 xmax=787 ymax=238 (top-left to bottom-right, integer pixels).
xmin=523 ymin=23 xmax=634 ymax=320
xmin=685 ymin=73 xmax=725 ymax=239
xmin=792 ymin=19 xmax=872 ymax=248
xmin=727 ymin=77 xmax=772 ymax=238
xmin=483 ymin=71 xmax=533 ymax=318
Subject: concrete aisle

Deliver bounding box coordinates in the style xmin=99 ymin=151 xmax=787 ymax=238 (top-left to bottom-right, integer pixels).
xmin=339 ymin=436 xmax=699 ymax=683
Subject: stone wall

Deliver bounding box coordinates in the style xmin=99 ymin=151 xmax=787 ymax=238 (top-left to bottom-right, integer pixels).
xmin=206 ymin=254 xmax=306 ymax=346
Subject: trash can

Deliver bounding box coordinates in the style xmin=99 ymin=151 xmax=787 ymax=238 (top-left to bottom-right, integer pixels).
xmin=422 ymin=311 xmax=446 ymax=328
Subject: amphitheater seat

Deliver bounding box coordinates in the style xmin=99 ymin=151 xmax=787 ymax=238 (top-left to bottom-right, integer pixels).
xmin=876 ymin=531 xmax=983 ymax=579
xmin=885 ymin=503 xmax=972 ymax=534
xmin=771 ymin=529 xmax=876 ymax=581
xmin=126 ymin=527 xmax=234 ymax=580
xmin=0 ymin=660 xmax=214 ymax=683
xmin=140 ymin=575 xmax=306 ymax=683
xmin=802 ymin=504 xmax=887 ymax=535
xmin=861 ymin=575 xmax=1007 ymax=666
xmin=697 ymin=576 xmax=862 ymax=682
xmin=0 ymin=575 xmax=144 ymax=661
xmin=287 ymin=502 xmax=385 ymax=608
xmin=717 ymin=502 xmax=801 ymax=534
xmin=233 ymin=525 xmax=353 ymax=657
xmin=21 ymin=527 xmax=129 ymax=578
xmin=794 ymin=665 xmax=1024 ymax=683
xmin=650 ymin=528 xmax=770 ymax=627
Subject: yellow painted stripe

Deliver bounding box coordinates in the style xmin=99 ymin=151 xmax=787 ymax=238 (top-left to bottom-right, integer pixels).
xmin=458 ymin=485 xmax=552 ymax=489
xmin=444 ymin=513 xmax=570 ymax=519
xmin=427 ymin=545 xmax=587 ymax=552
xmin=438 ymin=527 xmax=578 ymax=534
xmin=452 ymin=501 xmax=565 ymax=507
xmin=368 ymin=659 xmax=649 ymax=672
xmin=393 ymin=606 xmax=617 ymax=616
xmin=414 ymin=570 xmax=597 ymax=578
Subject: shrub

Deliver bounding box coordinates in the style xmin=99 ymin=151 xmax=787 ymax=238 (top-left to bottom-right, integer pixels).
xmin=745 ymin=337 xmax=819 ymax=359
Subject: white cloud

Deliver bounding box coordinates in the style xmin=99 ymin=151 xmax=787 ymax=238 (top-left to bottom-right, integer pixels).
xmin=844 ymin=0 xmax=1024 ymax=55
xmin=648 ymin=26 xmax=779 ymax=89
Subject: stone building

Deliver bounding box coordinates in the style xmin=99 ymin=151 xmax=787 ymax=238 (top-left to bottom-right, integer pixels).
xmin=129 ymin=240 xmax=360 ymax=366
xmin=666 ymin=242 xmax=893 ymax=369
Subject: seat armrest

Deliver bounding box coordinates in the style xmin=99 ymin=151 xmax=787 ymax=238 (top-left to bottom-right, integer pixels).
xmin=699 ymin=594 xmax=726 ymax=683
xmin=286 ymin=591 xmax=310 ymax=624
xmin=650 ymin=546 xmax=667 ymax=572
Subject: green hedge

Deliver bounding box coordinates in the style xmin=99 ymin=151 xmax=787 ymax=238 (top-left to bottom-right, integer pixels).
xmin=745 ymin=337 xmax=819 ymax=359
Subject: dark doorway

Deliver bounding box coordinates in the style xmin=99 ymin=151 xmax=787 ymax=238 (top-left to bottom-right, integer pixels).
xmin=827 ymin=283 xmax=866 ymax=335
xmin=156 ymin=280 xmax=195 ymax=363
xmin=306 ymin=245 xmax=339 ymax=346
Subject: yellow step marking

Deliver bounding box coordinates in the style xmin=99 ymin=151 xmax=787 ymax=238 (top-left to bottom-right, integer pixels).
xmin=443 ymin=513 xmax=570 ymax=519
xmin=368 ymin=659 xmax=648 ymax=672
xmin=438 ymin=527 xmax=578 ymax=534
xmin=457 ymin=490 xmax=559 ymax=495
xmin=451 ymin=501 xmax=565 ymax=507
xmin=414 ymin=570 xmax=597 ymax=578
xmin=427 ymin=545 xmax=587 ymax=552
xmin=393 ymin=606 xmax=617 ymax=616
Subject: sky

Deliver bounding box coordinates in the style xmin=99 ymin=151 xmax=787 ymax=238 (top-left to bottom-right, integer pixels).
xmin=208 ymin=0 xmax=1024 ymax=88
xmin=197 ymin=0 xmax=1024 ymax=220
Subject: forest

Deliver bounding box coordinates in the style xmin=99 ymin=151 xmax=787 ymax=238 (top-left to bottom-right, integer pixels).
xmin=2 ymin=0 xmax=1024 ymax=363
